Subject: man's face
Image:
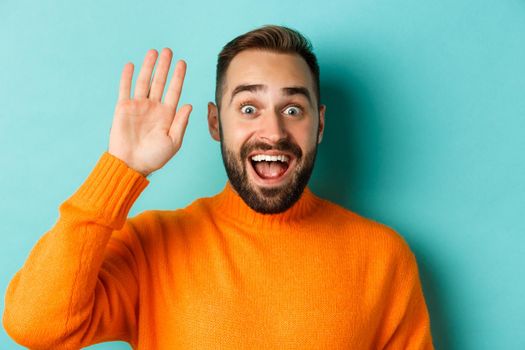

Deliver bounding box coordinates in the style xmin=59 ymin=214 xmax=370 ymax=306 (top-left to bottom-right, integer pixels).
xmin=208 ymin=49 xmax=325 ymax=214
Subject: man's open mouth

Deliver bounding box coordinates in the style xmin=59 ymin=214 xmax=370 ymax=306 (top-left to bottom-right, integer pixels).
xmin=247 ymin=152 xmax=294 ymax=183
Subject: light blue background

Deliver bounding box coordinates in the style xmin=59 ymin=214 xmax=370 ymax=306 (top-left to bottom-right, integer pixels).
xmin=1 ymin=0 xmax=524 ymax=349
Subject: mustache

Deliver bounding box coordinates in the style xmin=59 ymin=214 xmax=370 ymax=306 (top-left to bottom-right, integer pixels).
xmin=241 ymin=139 xmax=303 ymax=160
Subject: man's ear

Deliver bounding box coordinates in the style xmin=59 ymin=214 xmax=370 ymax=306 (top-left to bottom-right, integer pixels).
xmin=207 ymin=102 xmax=220 ymax=142
xmin=318 ymin=104 xmax=326 ymax=144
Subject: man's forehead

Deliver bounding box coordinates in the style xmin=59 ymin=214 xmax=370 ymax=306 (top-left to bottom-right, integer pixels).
xmin=223 ymin=50 xmax=316 ymax=104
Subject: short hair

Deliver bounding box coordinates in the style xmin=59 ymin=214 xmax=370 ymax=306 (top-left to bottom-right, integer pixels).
xmin=215 ymin=24 xmax=321 ymax=112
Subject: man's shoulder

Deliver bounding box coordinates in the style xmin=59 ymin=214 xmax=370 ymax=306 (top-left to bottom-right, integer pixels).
xmin=126 ymin=194 xmax=215 ymax=229
xmin=116 ymin=199 xmax=209 ymax=250
xmin=128 ymin=200 xmax=205 ymax=224
xmin=316 ymin=196 xmax=412 ymax=256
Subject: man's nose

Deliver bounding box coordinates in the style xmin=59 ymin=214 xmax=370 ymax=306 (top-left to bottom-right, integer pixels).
xmin=258 ymin=110 xmax=288 ymax=143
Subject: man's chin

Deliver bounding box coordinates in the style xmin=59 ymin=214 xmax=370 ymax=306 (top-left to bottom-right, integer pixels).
xmin=252 ymin=180 xmax=290 ymax=200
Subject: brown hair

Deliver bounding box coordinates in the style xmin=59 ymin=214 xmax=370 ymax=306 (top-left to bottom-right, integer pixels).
xmin=215 ymin=24 xmax=321 ymax=111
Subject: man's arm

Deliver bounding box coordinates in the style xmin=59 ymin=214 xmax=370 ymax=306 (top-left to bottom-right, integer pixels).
xmin=3 ymin=153 xmax=148 ymax=348
xmin=2 ymin=48 xmax=193 ymax=348
xmin=380 ymin=242 xmax=434 ymax=350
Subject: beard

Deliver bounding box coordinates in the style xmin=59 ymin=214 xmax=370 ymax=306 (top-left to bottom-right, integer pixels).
xmin=219 ymin=121 xmax=319 ymax=214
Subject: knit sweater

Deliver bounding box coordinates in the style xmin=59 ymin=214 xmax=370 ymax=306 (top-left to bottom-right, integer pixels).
xmin=3 ymin=152 xmax=434 ymax=349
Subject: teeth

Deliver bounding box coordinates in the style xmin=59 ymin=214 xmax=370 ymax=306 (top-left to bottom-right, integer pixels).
xmin=251 ymin=154 xmax=290 ymax=163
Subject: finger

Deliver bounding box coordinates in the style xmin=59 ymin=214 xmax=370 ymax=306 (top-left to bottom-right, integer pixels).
xmin=169 ymin=104 xmax=192 ymax=148
xmin=118 ymin=62 xmax=134 ymax=101
xmin=148 ymin=48 xmax=173 ymax=102
xmin=134 ymin=49 xmax=158 ymax=99
xmin=164 ymin=60 xmax=187 ymax=109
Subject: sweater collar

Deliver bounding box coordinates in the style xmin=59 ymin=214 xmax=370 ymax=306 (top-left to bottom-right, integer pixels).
xmin=210 ymin=181 xmax=321 ymax=230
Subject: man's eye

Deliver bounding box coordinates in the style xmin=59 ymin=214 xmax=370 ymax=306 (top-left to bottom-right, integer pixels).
xmin=240 ymin=104 xmax=256 ymax=114
xmin=284 ymin=106 xmax=302 ymax=116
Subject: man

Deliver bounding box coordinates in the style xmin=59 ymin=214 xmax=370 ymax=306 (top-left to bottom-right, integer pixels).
xmin=3 ymin=25 xmax=434 ymax=349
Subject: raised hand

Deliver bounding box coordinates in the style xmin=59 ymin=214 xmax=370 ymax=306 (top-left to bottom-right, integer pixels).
xmin=108 ymin=48 xmax=192 ymax=176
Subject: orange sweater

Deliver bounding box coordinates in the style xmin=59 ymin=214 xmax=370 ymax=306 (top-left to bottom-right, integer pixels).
xmin=3 ymin=152 xmax=434 ymax=349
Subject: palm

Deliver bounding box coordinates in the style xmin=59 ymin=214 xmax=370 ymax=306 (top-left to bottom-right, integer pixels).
xmin=109 ymin=48 xmax=192 ymax=176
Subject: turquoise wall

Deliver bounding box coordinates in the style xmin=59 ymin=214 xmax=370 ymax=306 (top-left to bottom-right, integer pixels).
xmin=1 ymin=0 xmax=524 ymax=349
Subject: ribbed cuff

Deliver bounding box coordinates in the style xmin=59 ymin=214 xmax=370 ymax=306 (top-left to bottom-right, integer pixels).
xmin=65 ymin=152 xmax=150 ymax=229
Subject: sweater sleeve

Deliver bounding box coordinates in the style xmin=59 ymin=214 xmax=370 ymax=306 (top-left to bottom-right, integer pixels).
xmin=381 ymin=240 xmax=434 ymax=350
xmin=2 ymin=152 xmax=149 ymax=349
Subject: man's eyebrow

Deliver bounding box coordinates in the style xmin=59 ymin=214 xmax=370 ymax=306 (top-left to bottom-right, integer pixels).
xmin=282 ymin=86 xmax=312 ymax=105
xmin=229 ymin=84 xmax=313 ymax=106
xmin=229 ymin=84 xmax=267 ymax=105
